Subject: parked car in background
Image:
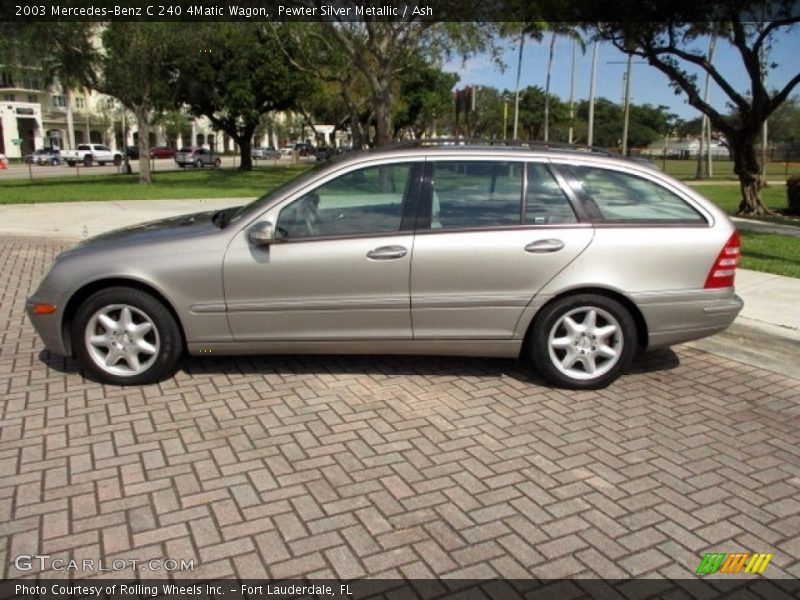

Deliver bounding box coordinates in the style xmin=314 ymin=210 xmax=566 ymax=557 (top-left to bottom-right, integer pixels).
xmin=27 ymin=142 xmax=743 ymax=389
xmin=279 ymin=146 xmax=294 ymax=157
xmin=25 ymin=148 xmax=62 ymax=165
xmin=149 ymin=146 xmax=176 ymax=159
xmin=314 ymin=147 xmax=335 ymax=161
xmin=174 ymin=147 xmax=221 ymax=168
xmin=294 ymin=142 xmax=315 ymax=157
xmin=252 ymin=146 xmax=281 ymax=160
xmin=62 ymin=143 xmax=122 ymax=167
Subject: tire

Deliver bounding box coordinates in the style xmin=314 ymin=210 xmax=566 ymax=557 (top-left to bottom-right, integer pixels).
xmin=529 ymin=294 xmax=637 ymax=390
xmin=113 ymin=155 xmax=122 ymax=166
xmin=213 ymin=158 xmax=221 ymax=168
xmin=83 ymin=155 xmax=93 ymax=167
xmin=72 ymin=287 xmax=183 ymax=386
xmin=195 ymin=159 xmax=203 ymax=168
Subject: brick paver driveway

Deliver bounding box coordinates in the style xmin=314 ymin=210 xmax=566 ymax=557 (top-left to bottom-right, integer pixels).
xmin=2 ymin=237 xmax=800 ymax=580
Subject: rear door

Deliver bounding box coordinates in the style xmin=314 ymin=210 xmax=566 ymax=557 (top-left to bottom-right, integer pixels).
xmin=410 ymin=159 xmax=593 ymax=339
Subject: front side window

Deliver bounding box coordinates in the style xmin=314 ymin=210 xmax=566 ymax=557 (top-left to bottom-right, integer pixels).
xmin=276 ymin=162 xmax=416 ymax=240
xmin=568 ymin=165 xmax=706 ymax=223
xmin=430 ymin=161 xmax=523 ymax=230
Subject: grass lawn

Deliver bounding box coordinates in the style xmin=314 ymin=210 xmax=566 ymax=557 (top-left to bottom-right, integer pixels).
xmin=0 ymin=166 xmax=311 ymax=204
xmin=658 ymin=159 xmax=800 ymax=181
xmin=690 ymin=184 xmax=789 ymax=215
xmin=739 ymin=231 xmax=800 ymax=279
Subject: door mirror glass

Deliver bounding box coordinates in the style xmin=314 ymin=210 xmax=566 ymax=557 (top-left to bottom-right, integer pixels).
xmin=248 ymin=221 xmax=275 ymax=246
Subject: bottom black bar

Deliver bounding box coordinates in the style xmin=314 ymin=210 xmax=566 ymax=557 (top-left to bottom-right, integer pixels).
xmin=2 ymin=579 xmax=800 ymax=600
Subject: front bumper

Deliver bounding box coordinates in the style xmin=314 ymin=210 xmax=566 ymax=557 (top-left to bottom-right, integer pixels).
xmin=26 ymin=292 xmax=71 ymax=357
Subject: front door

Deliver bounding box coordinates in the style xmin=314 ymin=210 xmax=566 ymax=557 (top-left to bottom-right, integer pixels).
xmin=223 ymin=161 xmax=422 ymax=341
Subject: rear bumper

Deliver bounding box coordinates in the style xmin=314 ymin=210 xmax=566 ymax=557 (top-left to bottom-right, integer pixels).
xmin=633 ymin=288 xmax=744 ymax=349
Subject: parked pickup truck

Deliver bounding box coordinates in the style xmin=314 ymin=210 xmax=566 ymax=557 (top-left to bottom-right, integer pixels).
xmin=62 ymin=144 xmax=123 ymax=167
xmin=175 ymin=147 xmax=221 ymax=168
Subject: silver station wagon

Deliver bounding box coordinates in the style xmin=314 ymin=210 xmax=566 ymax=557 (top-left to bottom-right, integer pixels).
xmin=27 ymin=143 xmax=743 ymax=389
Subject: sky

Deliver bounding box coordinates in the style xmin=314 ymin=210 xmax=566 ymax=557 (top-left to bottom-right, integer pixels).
xmin=443 ymin=29 xmax=800 ymax=122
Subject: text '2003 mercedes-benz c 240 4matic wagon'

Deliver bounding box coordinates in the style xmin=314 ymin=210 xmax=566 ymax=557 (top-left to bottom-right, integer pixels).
xmin=27 ymin=143 xmax=743 ymax=389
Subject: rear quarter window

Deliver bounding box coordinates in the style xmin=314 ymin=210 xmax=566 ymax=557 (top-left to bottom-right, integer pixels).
xmin=567 ymin=165 xmax=706 ymax=224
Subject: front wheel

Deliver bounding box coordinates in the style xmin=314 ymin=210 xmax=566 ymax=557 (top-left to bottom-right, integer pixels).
xmin=529 ymin=294 xmax=637 ymax=390
xmin=72 ymin=287 xmax=183 ymax=385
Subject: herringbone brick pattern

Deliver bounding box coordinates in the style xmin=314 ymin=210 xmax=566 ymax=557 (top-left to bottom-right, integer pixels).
xmin=2 ymin=237 xmax=799 ymax=580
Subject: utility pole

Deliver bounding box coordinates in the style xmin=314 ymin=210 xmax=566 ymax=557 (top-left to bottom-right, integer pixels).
xmin=608 ymin=56 xmax=646 ymax=155
xmin=621 ymin=54 xmax=633 ymax=155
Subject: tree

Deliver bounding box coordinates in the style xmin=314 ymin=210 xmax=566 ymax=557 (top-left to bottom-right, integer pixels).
xmin=519 ymin=86 xmax=569 ymax=141
xmin=394 ymin=60 xmax=459 ymax=138
xmin=767 ymin=95 xmax=800 ymax=143
xmin=542 ymin=25 xmax=585 ymax=142
xmin=98 ymin=23 xmax=176 ymax=184
xmin=173 ymin=23 xmax=312 ymax=170
xmin=318 ymin=18 xmax=495 ymax=147
xmin=273 ymin=23 xmax=374 ymax=149
xmin=589 ymin=2 xmax=800 ymax=215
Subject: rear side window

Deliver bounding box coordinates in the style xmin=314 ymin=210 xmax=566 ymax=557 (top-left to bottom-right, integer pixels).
xmin=431 ymin=161 xmax=523 ymax=229
xmin=569 ymin=165 xmax=706 ymax=223
xmin=526 ymin=163 xmax=577 ymax=224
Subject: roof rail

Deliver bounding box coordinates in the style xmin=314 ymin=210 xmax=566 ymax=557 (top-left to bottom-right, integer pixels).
xmin=389 ymin=138 xmax=616 ymax=157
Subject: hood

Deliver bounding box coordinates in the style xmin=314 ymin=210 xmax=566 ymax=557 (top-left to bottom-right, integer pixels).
xmin=62 ymin=210 xmax=225 ymax=257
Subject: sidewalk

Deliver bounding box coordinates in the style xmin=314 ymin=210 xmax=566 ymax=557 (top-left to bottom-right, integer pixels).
xmin=1 ymin=198 xmax=798 ymax=344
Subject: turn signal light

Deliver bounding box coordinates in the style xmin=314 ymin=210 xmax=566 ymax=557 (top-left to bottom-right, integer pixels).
xmin=31 ymin=303 xmax=57 ymax=315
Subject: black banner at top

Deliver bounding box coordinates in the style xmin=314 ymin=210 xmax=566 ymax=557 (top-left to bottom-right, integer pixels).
xmin=2 ymin=0 xmax=800 ymax=22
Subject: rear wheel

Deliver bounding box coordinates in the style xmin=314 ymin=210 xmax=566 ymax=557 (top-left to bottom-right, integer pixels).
xmin=530 ymin=294 xmax=637 ymax=389
xmin=72 ymin=287 xmax=183 ymax=385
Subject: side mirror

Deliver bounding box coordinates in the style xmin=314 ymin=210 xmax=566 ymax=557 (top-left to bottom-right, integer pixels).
xmin=248 ymin=221 xmax=275 ymax=246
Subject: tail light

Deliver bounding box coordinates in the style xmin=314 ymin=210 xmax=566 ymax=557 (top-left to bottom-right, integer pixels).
xmin=704 ymin=231 xmax=740 ymax=289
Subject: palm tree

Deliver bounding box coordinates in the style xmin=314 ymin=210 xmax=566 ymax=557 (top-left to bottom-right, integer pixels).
xmin=543 ymin=25 xmax=585 ymax=142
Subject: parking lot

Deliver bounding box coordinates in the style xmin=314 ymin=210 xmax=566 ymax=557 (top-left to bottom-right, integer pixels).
xmin=1 ymin=236 xmax=800 ymax=581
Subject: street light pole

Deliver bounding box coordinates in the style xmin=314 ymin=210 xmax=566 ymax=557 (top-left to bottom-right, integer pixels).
xmin=587 ymin=40 xmax=599 ymax=146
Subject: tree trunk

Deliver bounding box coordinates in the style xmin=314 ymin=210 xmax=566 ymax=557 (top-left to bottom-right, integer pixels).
xmin=134 ymin=105 xmax=151 ymax=185
xmin=544 ymin=33 xmax=556 ymax=142
xmin=730 ymin=132 xmax=770 ymax=216
xmin=373 ymin=77 xmax=393 ymax=147
xmin=237 ymin=133 xmax=253 ymax=171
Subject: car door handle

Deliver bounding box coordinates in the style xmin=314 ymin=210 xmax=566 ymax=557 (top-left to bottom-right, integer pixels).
xmin=525 ymin=239 xmax=565 ymax=253
xmin=367 ymin=245 xmax=408 ymax=260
